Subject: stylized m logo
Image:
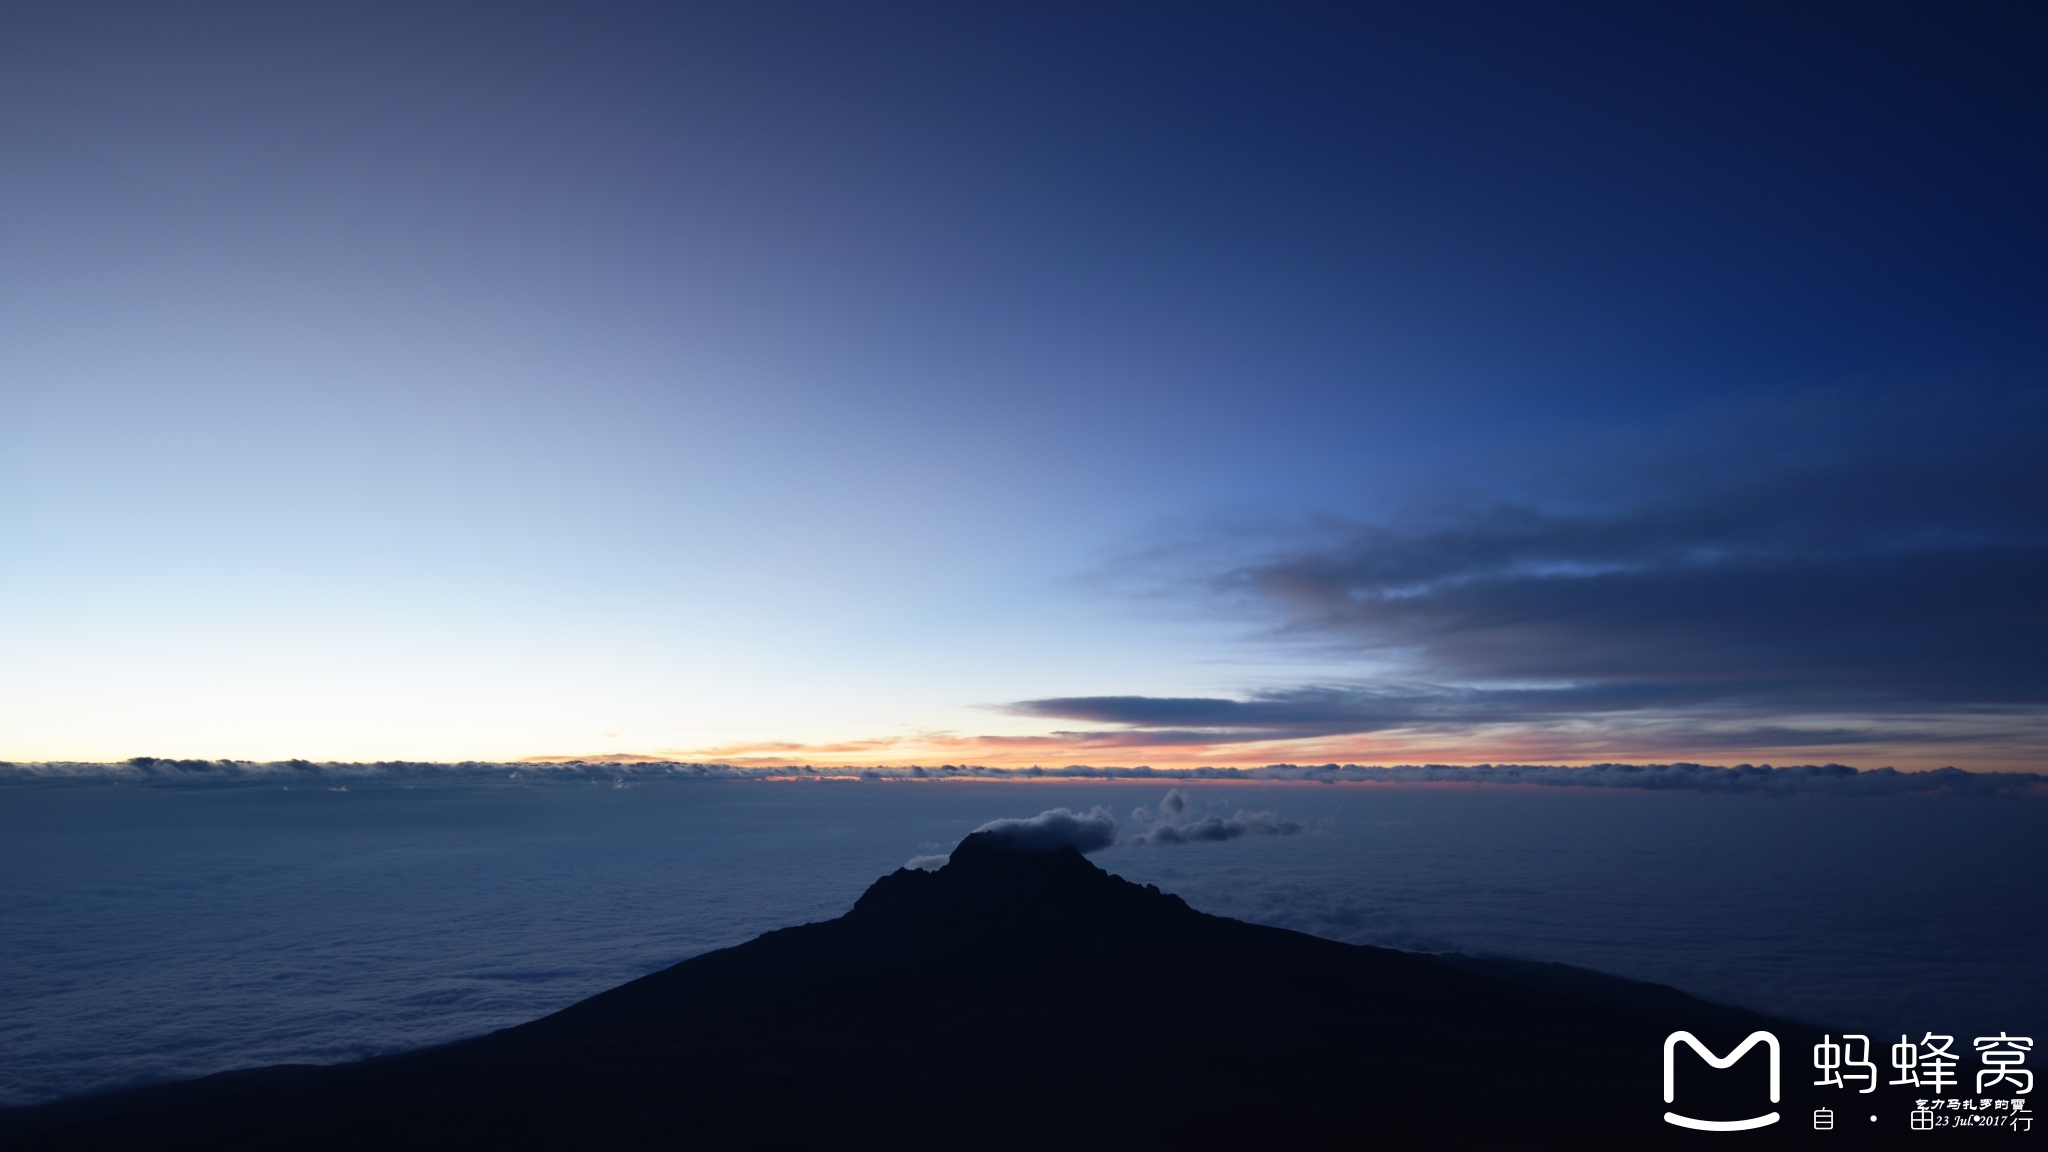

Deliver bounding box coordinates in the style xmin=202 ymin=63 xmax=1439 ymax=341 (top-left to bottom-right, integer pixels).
xmin=1663 ymin=1030 xmax=1781 ymax=1131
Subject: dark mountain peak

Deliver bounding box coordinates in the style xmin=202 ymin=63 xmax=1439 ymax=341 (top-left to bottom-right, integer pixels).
xmin=848 ymin=831 xmax=1188 ymax=927
xmin=944 ymin=827 xmax=1099 ymax=870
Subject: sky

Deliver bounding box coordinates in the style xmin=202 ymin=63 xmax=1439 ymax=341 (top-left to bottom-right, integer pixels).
xmin=2 ymin=1 xmax=2042 ymax=770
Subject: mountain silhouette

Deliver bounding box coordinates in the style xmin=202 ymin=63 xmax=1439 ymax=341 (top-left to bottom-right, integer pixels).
xmin=2 ymin=831 xmax=1886 ymax=1149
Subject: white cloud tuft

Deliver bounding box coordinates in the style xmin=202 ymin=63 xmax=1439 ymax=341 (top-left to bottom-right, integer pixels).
xmin=1124 ymin=788 xmax=1304 ymax=846
xmin=970 ymin=806 xmax=1119 ymax=853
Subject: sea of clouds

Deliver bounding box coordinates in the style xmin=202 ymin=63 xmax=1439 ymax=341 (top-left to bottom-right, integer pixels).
xmin=0 ymin=772 xmax=2041 ymax=1109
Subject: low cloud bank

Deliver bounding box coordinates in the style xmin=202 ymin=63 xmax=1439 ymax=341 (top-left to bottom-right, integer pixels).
xmin=2 ymin=757 xmax=2040 ymax=797
xmin=1124 ymin=788 xmax=1305 ymax=846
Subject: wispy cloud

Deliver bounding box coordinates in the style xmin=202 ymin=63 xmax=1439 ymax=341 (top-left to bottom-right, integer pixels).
xmin=1122 ymin=787 xmax=1304 ymax=845
xmin=967 ymin=805 xmax=1120 ymax=853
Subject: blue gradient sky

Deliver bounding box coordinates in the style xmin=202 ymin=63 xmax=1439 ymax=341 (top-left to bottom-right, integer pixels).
xmin=3 ymin=2 xmax=2042 ymax=768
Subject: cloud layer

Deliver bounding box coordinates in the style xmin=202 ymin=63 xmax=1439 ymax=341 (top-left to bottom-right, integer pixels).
xmin=8 ymin=758 xmax=2037 ymax=1113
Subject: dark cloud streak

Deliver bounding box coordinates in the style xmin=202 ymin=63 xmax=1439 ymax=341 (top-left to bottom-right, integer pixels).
xmin=1043 ymin=410 xmax=2048 ymax=756
xmin=1231 ymin=438 xmax=2046 ymax=702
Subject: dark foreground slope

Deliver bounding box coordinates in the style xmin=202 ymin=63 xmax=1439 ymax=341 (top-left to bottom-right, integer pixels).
xmin=3 ymin=834 xmax=1878 ymax=1150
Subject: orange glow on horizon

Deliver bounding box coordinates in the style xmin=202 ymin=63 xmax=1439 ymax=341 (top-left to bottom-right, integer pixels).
xmin=519 ymin=725 xmax=2045 ymax=774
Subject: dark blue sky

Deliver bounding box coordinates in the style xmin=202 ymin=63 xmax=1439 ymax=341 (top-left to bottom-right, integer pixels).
xmin=2 ymin=2 xmax=2041 ymax=767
